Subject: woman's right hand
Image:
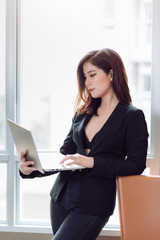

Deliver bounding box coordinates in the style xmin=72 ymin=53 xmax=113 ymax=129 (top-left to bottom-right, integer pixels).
xmin=19 ymin=151 xmax=36 ymax=175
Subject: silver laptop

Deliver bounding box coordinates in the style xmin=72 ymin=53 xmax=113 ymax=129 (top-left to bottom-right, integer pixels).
xmin=7 ymin=119 xmax=85 ymax=174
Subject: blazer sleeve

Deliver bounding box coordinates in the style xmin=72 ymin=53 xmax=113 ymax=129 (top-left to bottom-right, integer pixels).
xmin=88 ymin=109 xmax=149 ymax=178
xmin=60 ymin=116 xmax=78 ymax=155
xmin=19 ymin=169 xmax=58 ymax=179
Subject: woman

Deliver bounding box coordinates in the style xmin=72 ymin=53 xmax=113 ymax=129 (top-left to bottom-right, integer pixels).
xmin=19 ymin=48 xmax=148 ymax=240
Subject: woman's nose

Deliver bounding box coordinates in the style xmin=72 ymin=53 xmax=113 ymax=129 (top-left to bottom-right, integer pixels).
xmin=85 ymin=77 xmax=91 ymax=86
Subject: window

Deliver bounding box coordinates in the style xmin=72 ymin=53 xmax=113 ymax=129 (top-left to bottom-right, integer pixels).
xmin=0 ymin=164 xmax=7 ymax=222
xmin=0 ymin=0 xmax=7 ymax=224
xmin=1 ymin=0 xmax=160 ymax=236
xmin=19 ymin=173 xmax=57 ymax=223
xmin=18 ymin=0 xmax=152 ymax=228
xmin=0 ymin=0 xmax=6 ymax=150
xmin=19 ymin=0 xmax=152 ymax=151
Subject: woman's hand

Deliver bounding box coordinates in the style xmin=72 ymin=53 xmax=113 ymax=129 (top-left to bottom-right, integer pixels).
xmin=60 ymin=153 xmax=94 ymax=169
xmin=19 ymin=151 xmax=36 ymax=175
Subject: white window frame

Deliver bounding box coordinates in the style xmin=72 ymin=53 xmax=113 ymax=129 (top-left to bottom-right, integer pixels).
xmin=0 ymin=0 xmax=160 ymax=237
xmin=148 ymin=0 xmax=160 ymax=176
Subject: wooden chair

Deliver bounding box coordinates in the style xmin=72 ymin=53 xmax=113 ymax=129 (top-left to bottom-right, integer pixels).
xmin=116 ymin=175 xmax=160 ymax=240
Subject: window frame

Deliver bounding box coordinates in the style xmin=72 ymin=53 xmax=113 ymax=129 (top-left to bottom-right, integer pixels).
xmin=0 ymin=0 xmax=160 ymax=237
xmin=147 ymin=0 xmax=160 ymax=175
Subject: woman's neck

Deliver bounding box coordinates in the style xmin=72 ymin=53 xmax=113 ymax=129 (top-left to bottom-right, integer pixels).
xmin=98 ymin=94 xmax=119 ymax=114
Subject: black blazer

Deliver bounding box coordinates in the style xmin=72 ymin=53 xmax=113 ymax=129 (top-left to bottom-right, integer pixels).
xmin=20 ymin=103 xmax=148 ymax=217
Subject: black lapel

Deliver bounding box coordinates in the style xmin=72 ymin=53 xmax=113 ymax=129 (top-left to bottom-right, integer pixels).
xmin=89 ymin=103 xmax=128 ymax=155
xmin=73 ymin=114 xmax=91 ymax=154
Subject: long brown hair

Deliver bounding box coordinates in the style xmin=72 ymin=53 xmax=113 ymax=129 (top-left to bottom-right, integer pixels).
xmin=75 ymin=48 xmax=132 ymax=115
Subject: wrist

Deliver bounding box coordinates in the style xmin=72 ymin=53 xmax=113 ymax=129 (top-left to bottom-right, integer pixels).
xmin=88 ymin=157 xmax=94 ymax=168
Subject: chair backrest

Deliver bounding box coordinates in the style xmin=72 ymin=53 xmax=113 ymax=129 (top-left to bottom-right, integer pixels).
xmin=116 ymin=175 xmax=160 ymax=240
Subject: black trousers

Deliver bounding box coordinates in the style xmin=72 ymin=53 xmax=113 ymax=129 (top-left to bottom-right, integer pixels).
xmin=50 ymin=198 xmax=110 ymax=240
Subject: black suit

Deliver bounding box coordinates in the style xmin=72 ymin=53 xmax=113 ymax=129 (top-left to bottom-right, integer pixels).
xmin=50 ymin=102 xmax=148 ymax=216
xmin=21 ymin=102 xmax=148 ymax=217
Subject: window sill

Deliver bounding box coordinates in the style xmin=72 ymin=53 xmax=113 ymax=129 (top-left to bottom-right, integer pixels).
xmin=0 ymin=225 xmax=120 ymax=237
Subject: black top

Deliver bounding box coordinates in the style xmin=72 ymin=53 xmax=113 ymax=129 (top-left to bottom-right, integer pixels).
xmin=83 ymin=129 xmax=92 ymax=149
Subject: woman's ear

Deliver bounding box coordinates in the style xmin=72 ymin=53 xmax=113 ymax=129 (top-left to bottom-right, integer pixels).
xmin=109 ymin=69 xmax=113 ymax=81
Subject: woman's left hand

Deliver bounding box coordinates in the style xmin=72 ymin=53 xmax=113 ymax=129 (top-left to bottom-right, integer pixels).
xmin=60 ymin=153 xmax=94 ymax=169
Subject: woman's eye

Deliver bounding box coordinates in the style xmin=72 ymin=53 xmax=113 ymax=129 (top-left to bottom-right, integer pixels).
xmin=90 ymin=74 xmax=96 ymax=77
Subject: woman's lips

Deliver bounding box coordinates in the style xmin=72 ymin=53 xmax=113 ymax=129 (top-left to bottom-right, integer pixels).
xmin=88 ymin=88 xmax=95 ymax=92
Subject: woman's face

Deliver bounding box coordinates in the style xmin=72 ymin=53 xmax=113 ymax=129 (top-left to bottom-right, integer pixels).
xmin=83 ymin=61 xmax=113 ymax=99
